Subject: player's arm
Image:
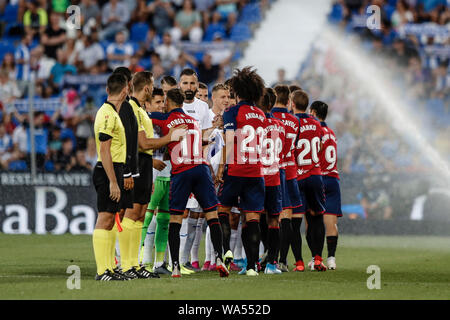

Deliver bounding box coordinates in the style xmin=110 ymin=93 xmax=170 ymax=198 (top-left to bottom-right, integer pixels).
xmin=99 ymin=135 xmax=120 ymax=202
xmin=138 ymin=125 xmax=188 ymax=150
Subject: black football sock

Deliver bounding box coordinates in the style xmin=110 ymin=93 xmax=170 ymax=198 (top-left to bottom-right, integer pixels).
xmin=312 ymin=214 xmax=325 ymax=257
xmin=291 ymin=217 xmax=303 ymax=262
xmin=305 ymin=212 xmax=315 ymax=256
xmin=267 ymin=226 xmax=280 ymax=264
xmin=168 ymin=222 xmax=181 ymax=269
xmin=207 ymin=218 xmax=224 ymax=261
xmin=241 ymin=224 xmax=252 ymax=265
xmin=279 ymin=218 xmax=292 ymax=264
xmin=327 ymin=235 xmax=338 ymax=258
xmin=218 ymin=212 xmax=231 ymax=253
xmin=246 ymin=219 xmax=261 ymax=271
xmin=259 ymin=214 xmax=268 ymax=253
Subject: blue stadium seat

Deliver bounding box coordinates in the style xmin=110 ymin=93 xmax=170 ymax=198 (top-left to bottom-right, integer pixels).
xmin=8 ymin=160 xmax=28 ymax=172
xmin=2 ymin=3 xmax=19 ymax=24
xmin=239 ymin=3 xmax=262 ymax=24
xmin=0 ymin=41 xmax=15 ymax=62
xmin=229 ymin=23 xmax=252 ymax=42
xmin=194 ymin=51 xmax=205 ymax=62
xmin=130 ymin=22 xmax=149 ymax=43
xmin=328 ymin=3 xmax=344 ymax=23
xmin=139 ymin=57 xmax=151 ymax=70
xmin=203 ymin=23 xmax=226 ymax=41
xmin=45 ymin=160 xmax=55 ymax=172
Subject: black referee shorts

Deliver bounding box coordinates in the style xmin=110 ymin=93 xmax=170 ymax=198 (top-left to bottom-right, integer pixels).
xmin=134 ymin=153 xmax=153 ymax=205
xmin=92 ymin=162 xmax=125 ymax=214
xmin=120 ymin=187 xmax=135 ymax=210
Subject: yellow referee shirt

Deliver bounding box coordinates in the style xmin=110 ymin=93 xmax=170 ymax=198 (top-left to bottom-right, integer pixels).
xmin=129 ymin=97 xmax=154 ymax=156
xmin=94 ymin=101 xmax=126 ymax=163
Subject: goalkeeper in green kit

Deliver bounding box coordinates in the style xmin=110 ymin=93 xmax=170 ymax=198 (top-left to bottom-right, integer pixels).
xmin=140 ymin=88 xmax=172 ymax=275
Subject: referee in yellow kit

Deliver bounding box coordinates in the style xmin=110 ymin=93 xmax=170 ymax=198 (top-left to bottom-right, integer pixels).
xmin=92 ymin=73 xmax=130 ymax=281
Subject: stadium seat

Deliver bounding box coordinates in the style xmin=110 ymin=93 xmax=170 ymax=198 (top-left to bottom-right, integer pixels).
xmin=239 ymin=3 xmax=262 ymax=24
xmin=194 ymin=51 xmax=204 ymax=62
xmin=130 ymin=22 xmax=149 ymax=43
xmin=45 ymin=161 xmax=55 ymax=172
xmin=0 ymin=41 xmax=15 ymax=62
xmin=2 ymin=3 xmax=19 ymax=25
xmin=8 ymin=160 xmax=28 ymax=172
xmin=229 ymin=23 xmax=252 ymax=42
xmin=203 ymin=23 xmax=227 ymax=41
xmin=328 ymin=3 xmax=344 ymax=23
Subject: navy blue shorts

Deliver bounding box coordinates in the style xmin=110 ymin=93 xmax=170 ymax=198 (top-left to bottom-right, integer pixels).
xmin=323 ymin=176 xmax=342 ymax=217
xmin=265 ymin=185 xmax=282 ymax=216
xmin=279 ymin=169 xmax=290 ymax=209
xmin=169 ymin=164 xmax=218 ymax=214
xmin=218 ymin=174 xmax=265 ymax=213
xmin=287 ymin=178 xmax=304 ymax=214
xmin=297 ymin=175 xmax=326 ymax=214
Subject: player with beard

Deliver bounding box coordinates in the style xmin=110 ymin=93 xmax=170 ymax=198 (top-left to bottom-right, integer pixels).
xmin=150 ymin=88 xmax=229 ymax=278
xmin=178 ymin=69 xmax=214 ymax=273
xmin=217 ymin=67 xmax=267 ymax=276
xmin=292 ymin=90 xmax=327 ymax=272
xmin=309 ymin=100 xmax=341 ymax=270
xmin=272 ymin=85 xmax=305 ymax=272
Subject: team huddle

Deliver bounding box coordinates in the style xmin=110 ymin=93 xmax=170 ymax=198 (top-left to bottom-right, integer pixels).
xmin=92 ymin=66 xmax=342 ymax=281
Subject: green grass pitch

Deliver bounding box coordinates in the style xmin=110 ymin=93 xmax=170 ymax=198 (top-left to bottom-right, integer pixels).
xmin=1 ymin=234 xmax=449 ymax=300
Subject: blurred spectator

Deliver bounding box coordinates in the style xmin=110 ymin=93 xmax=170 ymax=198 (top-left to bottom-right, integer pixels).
xmin=155 ymin=32 xmax=180 ymax=72
xmin=85 ymin=136 xmax=97 ymax=169
xmin=171 ymin=0 xmax=203 ymax=43
xmin=30 ymin=45 xmax=55 ymax=84
xmin=23 ymin=0 xmax=48 ymax=38
xmin=79 ymin=0 xmax=101 ymax=26
xmin=77 ymin=34 xmax=105 ymax=72
xmin=147 ymin=0 xmax=175 ymax=35
xmin=69 ymin=149 xmax=93 ymax=172
xmin=1 ymin=53 xmax=17 ymax=81
xmin=207 ymin=32 xmax=232 ymax=65
xmin=48 ymin=125 xmax=62 ymax=160
xmin=0 ymin=69 xmax=21 ymax=104
xmin=14 ymin=33 xmax=33 ymax=94
xmin=106 ymin=31 xmax=134 ymax=70
xmin=271 ymin=68 xmax=290 ymax=87
xmin=49 ymin=48 xmax=77 ymax=88
xmin=41 ymin=11 xmax=67 ymax=60
xmin=172 ymin=51 xmax=197 ymax=80
xmin=100 ymin=0 xmax=131 ymax=41
xmin=129 ymin=55 xmax=145 ymax=73
xmin=150 ymin=52 xmax=165 ymax=83
xmin=0 ymin=123 xmax=13 ymax=170
xmin=195 ymin=52 xmax=220 ymax=86
xmin=391 ymin=0 xmax=414 ymax=28
xmin=53 ymin=137 xmax=74 ymax=172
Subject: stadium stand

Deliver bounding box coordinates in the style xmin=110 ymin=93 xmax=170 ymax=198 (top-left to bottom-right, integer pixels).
xmin=0 ymin=0 xmax=271 ymax=172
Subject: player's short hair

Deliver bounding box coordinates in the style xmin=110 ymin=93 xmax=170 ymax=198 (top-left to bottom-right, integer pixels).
xmin=230 ymin=66 xmax=265 ymax=104
xmin=212 ymin=83 xmax=228 ymax=93
xmin=274 ymin=84 xmax=290 ymax=106
xmin=260 ymin=87 xmax=276 ymax=110
xmin=289 ymin=84 xmax=302 ymax=93
xmin=309 ymin=100 xmax=328 ymax=120
xmin=198 ymin=82 xmax=208 ymax=90
xmin=292 ymin=90 xmax=309 ymax=111
xmin=132 ymin=71 xmax=153 ymax=93
xmin=224 ymin=78 xmax=234 ymax=98
xmin=166 ymin=88 xmax=185 ymax=107
xmin=113 ymin=66 xmax=132 ymax=82
xmin=152 ymin=87 xmax=164 ymax=98
xmin=180 ymin=68 xmax=198 ymax=79
xmin=107 ymin=73 xmax=128 ymax=95
xmin=161 ymin=75 xmax=177 ymax=86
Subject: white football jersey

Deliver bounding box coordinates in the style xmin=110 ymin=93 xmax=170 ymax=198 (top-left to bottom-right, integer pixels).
xmin=182 ymin=97 xmax=213 ymax=130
